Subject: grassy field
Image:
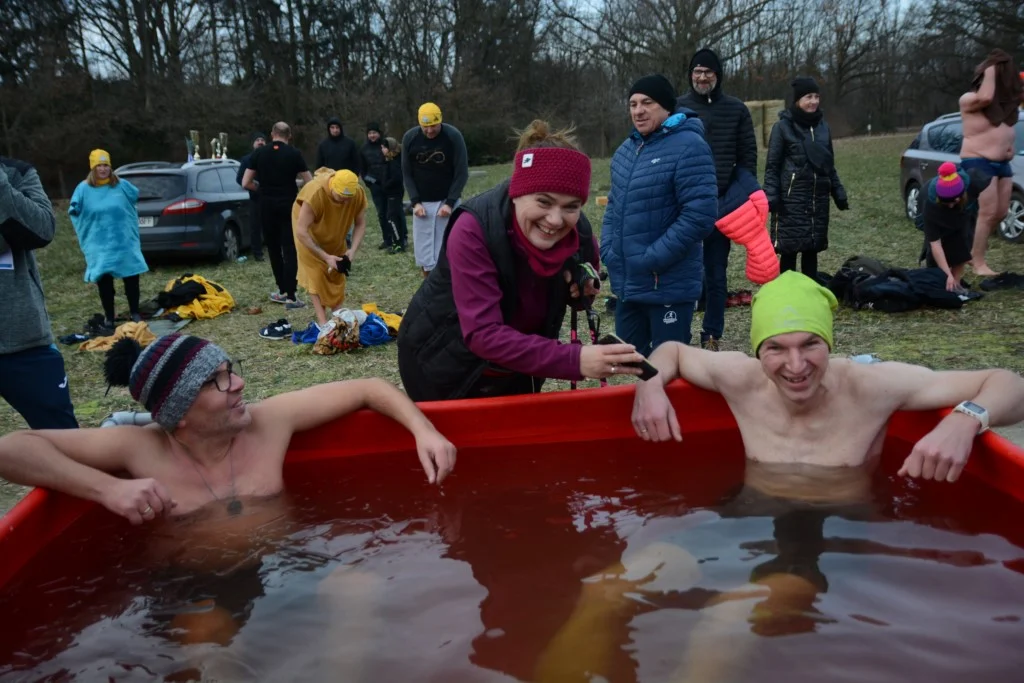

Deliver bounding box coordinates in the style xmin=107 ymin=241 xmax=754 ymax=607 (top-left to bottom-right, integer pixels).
xmin=1 ymin=133 xmax=1022 ymax=512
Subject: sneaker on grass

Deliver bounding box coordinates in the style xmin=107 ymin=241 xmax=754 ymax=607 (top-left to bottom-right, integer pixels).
xmin=259 ymin=318 xmax=291 ymax=340
xmin=284 ymin=298 xmax=306 ymax=309
xmin=269 ymin=292 xmax=289 ymax=304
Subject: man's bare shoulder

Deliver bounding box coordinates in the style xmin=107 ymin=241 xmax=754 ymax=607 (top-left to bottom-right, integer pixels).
xmin=839 ymin=359 xmax=930 ymax=404
xmin=708 ymin=351 xmax=764 ymax=392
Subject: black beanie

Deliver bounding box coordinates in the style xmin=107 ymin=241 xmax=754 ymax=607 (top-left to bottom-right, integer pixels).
xmin=367 ymin=121 xmax=382 ymax=134
xmin=250 ymin=132 xmax=267 ymax=144
xmin=628 ymin=74 xmax=678 ymax=114
xmin=691 ymin=48 xmax=722 ymax=76
xmin=792 ymin=77 xmax=820 ymax=103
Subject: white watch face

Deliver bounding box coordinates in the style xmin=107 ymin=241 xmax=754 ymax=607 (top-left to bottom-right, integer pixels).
xmin=960 ymin=402 xmax=984 ymax=416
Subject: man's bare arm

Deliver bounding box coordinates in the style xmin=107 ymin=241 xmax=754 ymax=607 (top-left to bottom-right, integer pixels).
xmin=871 ymin=362 xmax=1024 ymax=427
xmin=298 ymin=171 xmax=313 ymax=185
xmin=960 ymin=65 xmax=997 ymax=113
xmin=645 ymin=341 xmax=750 ymax=393
xmin=872 ymin=362 xmax=1024 ymax=483
xmin=632 ymin=343 xmax=753 ymax=442
xmin=259 ymin=379 xmax=456 ymax=483
xmin=0 ymin=428 xmax=175 ymax=522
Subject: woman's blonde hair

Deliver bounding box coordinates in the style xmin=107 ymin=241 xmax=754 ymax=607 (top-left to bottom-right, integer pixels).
xmin=513 ymin=119 xmax=581 ymax=153
xmin=384 ymin=137 xmax=401 ymax=160
xmin=86 ymin=169 xmax=119 ymax=188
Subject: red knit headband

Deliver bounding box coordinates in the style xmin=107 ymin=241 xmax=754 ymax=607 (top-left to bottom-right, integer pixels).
xmin=508 ymin=147 xmax=591 ymax=202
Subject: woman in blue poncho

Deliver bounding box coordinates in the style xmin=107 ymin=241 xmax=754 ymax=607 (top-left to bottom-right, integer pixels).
xmin=68 ymin=149 xmax=149 ymax=328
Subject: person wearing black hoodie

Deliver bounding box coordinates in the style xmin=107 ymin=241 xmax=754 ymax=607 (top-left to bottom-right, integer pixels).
xmin=677 ymin=47 xmax=758 ymax=352
xmin=315 ymin=117 xmax=361 ymax=174
xmin=236 ymin=132 xmax=267 ymax=261
xmin=359 ymin=122 xmax=393 ymax=250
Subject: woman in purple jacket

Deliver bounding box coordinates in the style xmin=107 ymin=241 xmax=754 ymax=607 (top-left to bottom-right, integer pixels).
xmin=397 ymin=120 xmax=644 ymax=401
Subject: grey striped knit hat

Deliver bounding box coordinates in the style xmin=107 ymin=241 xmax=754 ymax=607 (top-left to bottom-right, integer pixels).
xmin=127 ymin=334 xmax=231 ymax=430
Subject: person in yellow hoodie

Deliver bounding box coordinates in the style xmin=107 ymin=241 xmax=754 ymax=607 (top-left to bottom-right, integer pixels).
xmin=292 ymin=169 xmax=368 ymax=330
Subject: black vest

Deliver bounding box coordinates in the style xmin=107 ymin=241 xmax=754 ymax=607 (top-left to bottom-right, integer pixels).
xmin=397 ymin=180 xmax=595 ymax=402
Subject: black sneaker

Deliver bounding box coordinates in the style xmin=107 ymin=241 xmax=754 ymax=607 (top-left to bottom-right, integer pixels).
xmin=254 ymin=253 xmax=265 ymax=262
xmin=259 ymin=318 xmax=291 ymax=340
xmin=378 ymin=242 xmax=391 ymax=250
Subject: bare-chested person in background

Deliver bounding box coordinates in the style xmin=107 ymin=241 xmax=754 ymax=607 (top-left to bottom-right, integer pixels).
xmin=958 ymin=49 xmax=1023 ymax=277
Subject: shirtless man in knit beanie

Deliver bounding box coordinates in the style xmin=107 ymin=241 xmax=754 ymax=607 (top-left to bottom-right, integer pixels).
xmin=0 ymin=334 xmax=456 ymax=524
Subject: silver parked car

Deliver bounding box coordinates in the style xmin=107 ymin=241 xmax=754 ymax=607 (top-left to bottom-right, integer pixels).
xmin=899 ymin=111 xmax=1024 ymax=242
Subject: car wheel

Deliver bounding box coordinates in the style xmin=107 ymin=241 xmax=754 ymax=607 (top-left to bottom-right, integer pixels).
xmin=904 ymin=181 xmax=921 ymax=225
xmin=219 ymin=224 xmax=240 ymax=261
xmin=998 ymin=191 xmax=1024 ymax=243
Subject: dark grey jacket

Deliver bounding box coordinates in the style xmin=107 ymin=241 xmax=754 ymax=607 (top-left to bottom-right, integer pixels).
xmin=0 ymin=157 xmax=56 ymax=353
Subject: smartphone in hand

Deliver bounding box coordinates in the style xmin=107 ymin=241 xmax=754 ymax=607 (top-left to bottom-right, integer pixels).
xmin=597 ymin=333 xmax=659 ymax=381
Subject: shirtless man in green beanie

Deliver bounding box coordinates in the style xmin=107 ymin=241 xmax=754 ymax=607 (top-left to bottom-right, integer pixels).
xmin=631 ymin=271 xmax=1024 ymax=483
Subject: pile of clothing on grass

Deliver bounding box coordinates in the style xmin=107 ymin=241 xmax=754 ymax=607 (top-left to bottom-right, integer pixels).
xmin=260 ymin=303 xmax=403 ymax=355
xmin=62 ymin=274 xmax=235 ymax=350
xmin=825 ymin=256 xmax=984 ymax=313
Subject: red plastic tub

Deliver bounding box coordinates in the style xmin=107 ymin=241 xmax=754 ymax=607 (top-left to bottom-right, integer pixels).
xmin=3 ymin=379 xmax=1023 ymax=591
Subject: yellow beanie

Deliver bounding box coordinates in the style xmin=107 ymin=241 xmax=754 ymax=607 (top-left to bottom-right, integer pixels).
xmin=89 ymin=149 xmax=111 ymax=169
xmin=418 ymin=102 xmax=442 ymax=126
xmin=750 ymin=271 xmax=838 ymax=356
xmin=329 ymin=169 xmax=359 ymax=197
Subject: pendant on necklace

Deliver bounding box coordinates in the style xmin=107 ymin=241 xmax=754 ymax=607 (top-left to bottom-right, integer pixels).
xmin=227 ymin=499 xmax=243 ymax=516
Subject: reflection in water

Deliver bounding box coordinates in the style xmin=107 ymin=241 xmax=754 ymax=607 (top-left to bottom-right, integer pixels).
xmin=2 ymin=438 xmax=1024 ymax=682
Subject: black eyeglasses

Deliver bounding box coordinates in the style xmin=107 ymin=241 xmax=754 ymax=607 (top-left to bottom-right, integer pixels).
xmin=204 ymin=360 xmax=244 ymax=392
xmin=692 ymin=68 xmax=715 ymax=79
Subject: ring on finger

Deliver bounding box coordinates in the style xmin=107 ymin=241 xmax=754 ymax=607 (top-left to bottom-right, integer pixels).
xmin=142 ymin=505 xmax=153 ymax=515
xmin=610 ymin=364 xmax=617 ymax=373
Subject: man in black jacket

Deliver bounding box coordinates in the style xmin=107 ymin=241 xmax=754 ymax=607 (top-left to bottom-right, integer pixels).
xmin=359 ymin=122 xmax=392 ymax=250
xmin=315 ymin=117 xmax=361 ymax=174
xmin=677 ymin=48 xmax=758 ymax=351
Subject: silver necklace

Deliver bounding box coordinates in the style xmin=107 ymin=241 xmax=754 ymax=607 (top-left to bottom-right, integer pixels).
xmin=178 ymin=437 xmax=243 ymax=515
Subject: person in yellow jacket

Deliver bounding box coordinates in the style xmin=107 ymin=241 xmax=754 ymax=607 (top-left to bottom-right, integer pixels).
xmin=292 ymin=169 xmax=368 ymax=329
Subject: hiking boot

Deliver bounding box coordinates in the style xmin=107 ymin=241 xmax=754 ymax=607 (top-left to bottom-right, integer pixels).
xmin=259 ymin=319 xmax=291 ymax=340
xmin=700 ymin=334 xmax=721 ymax=352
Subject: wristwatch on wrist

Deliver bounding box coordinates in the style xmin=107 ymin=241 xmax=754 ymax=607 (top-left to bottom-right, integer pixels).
xmin=952 ymin=401 xmax=989 ymax=434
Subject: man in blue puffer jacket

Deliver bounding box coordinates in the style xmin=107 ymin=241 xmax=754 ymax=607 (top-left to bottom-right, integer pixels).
xmin=601 ymin=74 xmax=718 ymax=354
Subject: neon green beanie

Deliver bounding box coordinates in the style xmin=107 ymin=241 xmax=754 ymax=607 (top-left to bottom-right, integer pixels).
xmin=750 ymin=271 xmax=839 ymax=356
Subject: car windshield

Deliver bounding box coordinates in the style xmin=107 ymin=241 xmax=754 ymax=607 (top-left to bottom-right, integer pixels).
xmin=125 ymin=174 xmax=186 ymax=201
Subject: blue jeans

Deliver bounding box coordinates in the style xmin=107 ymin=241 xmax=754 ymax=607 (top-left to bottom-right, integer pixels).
xmin=614 ymin=300 xmax=695 ymax=355
xmin=0 ymin=345 xmax=78 ymax=429
xmin=701 ymin=228 xmax=732 ymax=339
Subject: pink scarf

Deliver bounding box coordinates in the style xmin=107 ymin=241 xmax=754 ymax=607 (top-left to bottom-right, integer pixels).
xmin=510 ymin=213 xmax=580 ymax=277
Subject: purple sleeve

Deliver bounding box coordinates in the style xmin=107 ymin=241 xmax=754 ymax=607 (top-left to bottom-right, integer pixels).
xmin=448 ymin=213 xmax=583 ymax=381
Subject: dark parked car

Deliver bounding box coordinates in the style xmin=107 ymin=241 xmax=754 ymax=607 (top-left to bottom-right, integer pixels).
xmin=900 ymin=111 xmax=1024 ymax=242
xmin=114 ymin=158 xmax=253 ymax=261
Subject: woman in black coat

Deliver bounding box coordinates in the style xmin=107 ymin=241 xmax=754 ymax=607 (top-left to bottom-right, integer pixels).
xmin=763 ymin=77 xmax=849 ymax=277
